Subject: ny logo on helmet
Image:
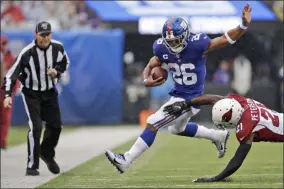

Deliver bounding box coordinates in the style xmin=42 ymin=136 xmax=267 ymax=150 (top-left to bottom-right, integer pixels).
xmin=180 ymin=20 xmax=188 ymax=30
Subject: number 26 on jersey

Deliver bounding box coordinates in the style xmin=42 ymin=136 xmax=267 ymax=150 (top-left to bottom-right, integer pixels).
xmin=168 ymin=63 xmax=197 ymax=85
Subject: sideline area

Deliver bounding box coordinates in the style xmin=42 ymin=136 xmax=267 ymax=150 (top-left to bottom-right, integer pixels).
xmin=1 ymin=126 xmax=141 ymax=188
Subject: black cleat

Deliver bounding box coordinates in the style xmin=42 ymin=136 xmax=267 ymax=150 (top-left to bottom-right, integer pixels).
xmin=26 ymin=168 xmax=40 ymax=176
xmin=40 ymin=155 xmax=60 ymax=174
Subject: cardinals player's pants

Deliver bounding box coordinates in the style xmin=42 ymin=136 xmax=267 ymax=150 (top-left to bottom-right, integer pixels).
xmin=21 ymin=87 xmax=62 ymax=169
xmin=0 ymin=89 xmax=13 ymax=148
xmin=147 ymin=96 xmax=200 ymax=133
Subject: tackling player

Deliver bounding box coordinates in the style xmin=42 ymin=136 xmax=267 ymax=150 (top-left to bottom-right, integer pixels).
xmin=105 ymin=4 xmax=252 ymax=174
xmin=163 ymin=94 xmax=283 ymax=182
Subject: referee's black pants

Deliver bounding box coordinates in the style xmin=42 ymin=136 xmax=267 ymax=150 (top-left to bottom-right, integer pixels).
xmin=21 ymin=87 xmax=62 ymax=169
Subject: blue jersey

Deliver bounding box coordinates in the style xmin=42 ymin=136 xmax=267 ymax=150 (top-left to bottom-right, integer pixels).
xmin=153 ymin=33 xmax=210 ymax=100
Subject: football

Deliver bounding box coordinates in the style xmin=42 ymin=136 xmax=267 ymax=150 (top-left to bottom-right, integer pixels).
xmin=151 ymin=66 xmax=168 ymax=81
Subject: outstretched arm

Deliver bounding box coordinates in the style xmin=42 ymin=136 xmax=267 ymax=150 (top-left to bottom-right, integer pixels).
xmin=203 ymin=4 xmax=252 ymax=55
xmin=193 ymin=134 xmax=254 ymax=182
xmin=188 ymin=94 xmax=225 ymax=106
xmin=163 ymin=94 xmax=225 ymax=116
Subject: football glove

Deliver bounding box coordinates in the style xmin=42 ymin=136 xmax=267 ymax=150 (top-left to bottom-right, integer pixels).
xmin=163 ymin=101 xmax=189 ymax=116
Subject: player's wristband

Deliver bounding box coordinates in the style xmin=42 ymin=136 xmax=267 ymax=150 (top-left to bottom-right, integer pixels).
xmin=184 ymin=100 xmax=193 ymax=108
xmin=225 ymin=32 xmax=236 ymax=44
xmin=239 ymin=22 xmax=248 ymax=30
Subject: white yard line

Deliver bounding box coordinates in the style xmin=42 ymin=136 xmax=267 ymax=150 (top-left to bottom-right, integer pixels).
xmin=119 ymin=183 xmax=283 ymax=188
xmin=175 ymin=182 xmax=283 ymax=187
xmin=1 ymin=126 xmax=142 ymax=188
xmin=92 ymin=173 xmax=283 ymax=182
xmin=159 ymin=173 xmax=283 ymax=178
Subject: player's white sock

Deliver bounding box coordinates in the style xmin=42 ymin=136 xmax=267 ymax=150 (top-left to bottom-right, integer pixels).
xmin=194 ymin=125 xmax=226 ymax=142
xmin=125 ymin=137 xmax=149 ymax=163
xmin=125 ymin=128 xmax=157 ymax=163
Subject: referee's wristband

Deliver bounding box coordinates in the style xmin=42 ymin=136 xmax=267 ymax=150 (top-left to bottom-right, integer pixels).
xmin=54 ymin=68 xmax=62 ymax=78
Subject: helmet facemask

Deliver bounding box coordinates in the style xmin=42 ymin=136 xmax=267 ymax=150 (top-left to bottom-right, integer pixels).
xmin=163 ymin=30 xmax=188 ymax=54
xmin=214 ymin=120 xmax=236 ymax=130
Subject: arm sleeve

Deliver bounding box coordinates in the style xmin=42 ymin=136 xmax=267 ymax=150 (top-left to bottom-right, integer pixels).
xmin=214 ymin=143 xmax=252 ymax=181
xmin=54 ymin=46 xmax=70 ymax=74
xmin=4 ymin=55 xmax=23 ymax=97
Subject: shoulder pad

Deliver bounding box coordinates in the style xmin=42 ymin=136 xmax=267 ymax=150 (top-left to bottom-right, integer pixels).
xmin=153 ymin=38 xmax=168 ymax=61
xmin=189 ymin=33 xmax=211 ymax=52
xmin=189 ymin=33 xmax=210 ymax=42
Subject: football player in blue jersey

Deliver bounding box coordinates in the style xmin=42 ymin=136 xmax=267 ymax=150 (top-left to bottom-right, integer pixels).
xmin=106 ymin=4 xmax=252 ymax=174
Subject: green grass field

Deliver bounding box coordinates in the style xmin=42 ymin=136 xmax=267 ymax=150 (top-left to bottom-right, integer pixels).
xmin=7 ymin=126 xmax=30 ymax=146
xmin=39 ymin=132 xmax=283 ymax=188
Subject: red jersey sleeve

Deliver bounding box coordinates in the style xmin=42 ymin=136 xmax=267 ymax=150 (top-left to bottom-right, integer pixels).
xmin=235 ymin=108 xmax=259 ymax=142
xmin=3 ymin=51 xmax=15 ymax=72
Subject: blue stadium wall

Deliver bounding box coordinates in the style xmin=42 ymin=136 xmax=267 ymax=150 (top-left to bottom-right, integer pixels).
xmin=2 ymin=30 xmax=125 ymax=125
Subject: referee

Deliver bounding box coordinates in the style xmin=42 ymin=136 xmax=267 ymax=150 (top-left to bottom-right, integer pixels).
xmin=3 ymin=21 xmax=70 ymax=176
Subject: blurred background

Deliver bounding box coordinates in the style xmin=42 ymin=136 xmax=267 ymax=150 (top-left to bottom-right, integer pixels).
xmin=1 ymin=0 xmax=283 ymax=126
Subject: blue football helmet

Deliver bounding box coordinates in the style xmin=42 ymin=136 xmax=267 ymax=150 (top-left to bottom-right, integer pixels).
xmin=162 ymin=17 xmax=190 ymax=53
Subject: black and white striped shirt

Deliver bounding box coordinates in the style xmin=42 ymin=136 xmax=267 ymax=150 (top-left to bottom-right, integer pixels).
xmin=4 ymin=39 xmax=70 ymax=97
